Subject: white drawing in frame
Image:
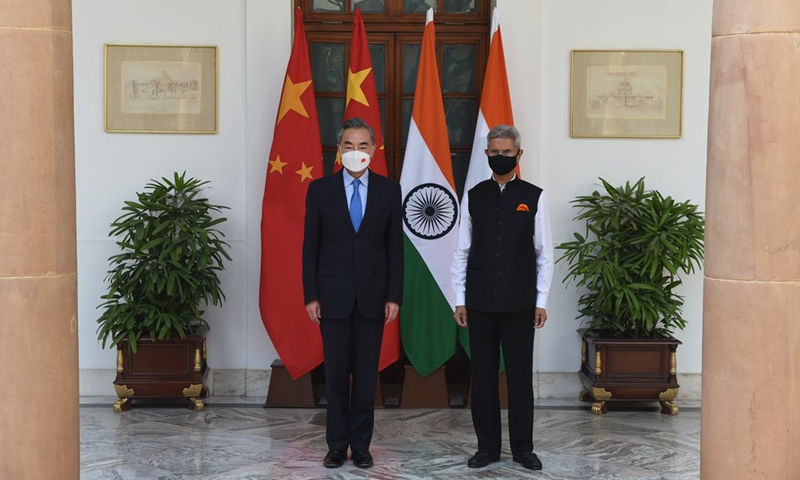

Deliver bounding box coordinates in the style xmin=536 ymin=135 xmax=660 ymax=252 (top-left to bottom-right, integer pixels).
xmin=586 ymin=65 xmax=667 ymax=120
xmin=121 ymin=61 xmax=202 ymax=115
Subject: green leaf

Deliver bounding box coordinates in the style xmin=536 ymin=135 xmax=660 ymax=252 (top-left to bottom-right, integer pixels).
xmin=95 ymin=172 xmax=231 ymax=353
xmin=557 ymin=176 xmax=704 ymax=339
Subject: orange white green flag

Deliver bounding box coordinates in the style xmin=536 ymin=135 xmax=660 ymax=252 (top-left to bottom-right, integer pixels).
xmin=260 ymin=8 xmax=324 ymax=380
xmin=399 ymin=9 xmax=459 ymax=377
xmin=343 ymin=8 xmax=399 ymax=371
xmin=458 ymin=6 xmax=516 ymax=355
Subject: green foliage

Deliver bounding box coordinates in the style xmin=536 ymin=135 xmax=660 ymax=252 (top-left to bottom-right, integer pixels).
xmin=557 ymin=178 xmax=704 ymax=339
xmin=96 ymin=172 xmax=232 ymax=352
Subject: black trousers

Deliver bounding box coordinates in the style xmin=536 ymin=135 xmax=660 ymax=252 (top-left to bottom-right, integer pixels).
xmin=319 ymin=304 xmax=384 ymax=452
xmin=468 ymin=309 xmax=535 ymax=455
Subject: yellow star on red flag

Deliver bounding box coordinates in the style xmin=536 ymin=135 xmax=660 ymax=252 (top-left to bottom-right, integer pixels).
xmin=277 ymin=76 xmax=312 ymax=123
xmin=261 ymin=7 xmax=325 ymax=381
xmin=346 ymin=67 xmax=371 ymax=108
xmin=295 ymin=162 xmax=314 ymax=182
xmin=268 ymin=155 xmax=288 ymax=174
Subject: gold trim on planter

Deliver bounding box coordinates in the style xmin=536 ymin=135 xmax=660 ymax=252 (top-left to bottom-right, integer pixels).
xmin=592 ymin=387 xmax=612 ymax=400
xmin=581 ymin=340 xmax=587 ymax=364
xmin=194 ymin=346 xmax=202 ymax=372
xmin=189 ymin=397 xmax=206 ymax=411
xmin=183 ymin=384 xmax=204 ymax=397
xmin=594 ymin=351 xmax=602 ymax=376
xmin=591 ymin=401 xmax=606 ymax=415
xmin=659 ymin=387 xmax=679 ymax=402
xmin=203 ymin=338 xmax=208 ymax=361
xmin=113 ymin=398 xmax=130 ymax=412
xmin=670 ymin=351 xmax=677 ymax=376
xmin=116 ymin=349 xmax=124 ymax=373
xmin=114 ymin=384 xmax=134 ymax=397
xmin=661 ymin=401 xmax=679 ymax=415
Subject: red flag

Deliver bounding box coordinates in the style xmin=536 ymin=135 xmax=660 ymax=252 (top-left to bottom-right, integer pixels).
xmin=343 ymin=8 xmax=400 ymax=371
xmin=260 ymin=8 xmax=324 ymax=380
xmin=337 ymin=9 xmax=388 ymax=177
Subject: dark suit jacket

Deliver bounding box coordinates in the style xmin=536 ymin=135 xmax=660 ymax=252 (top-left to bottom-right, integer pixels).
xmin=302 ymin=169 xmax=404 ymax=320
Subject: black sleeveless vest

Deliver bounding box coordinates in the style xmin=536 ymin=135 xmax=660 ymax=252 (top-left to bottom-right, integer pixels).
xmin=465 ymin=178 xmax=542 ymax=312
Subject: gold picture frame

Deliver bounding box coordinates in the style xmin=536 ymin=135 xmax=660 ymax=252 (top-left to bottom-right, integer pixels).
xmin=570 ymin=50 xmax=683 ymax=138
xmin=104 ymin=44 xmax=218 ymax=133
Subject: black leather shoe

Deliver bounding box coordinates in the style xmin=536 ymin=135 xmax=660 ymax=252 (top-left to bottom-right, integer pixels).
xmin=323 ymin=450 xmax=346 ymax=468
xmin=352 ymin=450 xmax=373 ymax=468
xmin=512 ymin=452 xmax=543 ymax=470
xmin=467 ymin=451 xmax=500 ymax=468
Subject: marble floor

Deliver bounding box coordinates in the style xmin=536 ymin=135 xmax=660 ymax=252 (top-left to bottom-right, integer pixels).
xmin=80 ymin=398 xmax=700 ymax=479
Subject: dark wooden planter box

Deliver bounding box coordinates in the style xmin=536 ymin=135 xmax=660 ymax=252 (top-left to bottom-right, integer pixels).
xmin=578 ymin=329 xmax=681 ymax=415
xmin=113 ymin=335 xmax=209 ymax=412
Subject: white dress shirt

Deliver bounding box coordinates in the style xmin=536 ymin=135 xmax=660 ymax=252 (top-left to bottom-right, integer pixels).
xmin=451 ymin=175 xmax=555 ymax=309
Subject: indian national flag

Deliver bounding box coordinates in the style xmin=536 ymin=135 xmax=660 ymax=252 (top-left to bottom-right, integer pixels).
xmin=399 ymin=9 xmax=459 ymax=377
xmin=459 ymin=6 xmax=516 ymax=355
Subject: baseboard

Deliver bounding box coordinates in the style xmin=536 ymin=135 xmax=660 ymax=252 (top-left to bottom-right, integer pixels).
xmin=535 ymin=372 xmax=702 ymax=401
xmin=79 ymin=369 xmax=700 ymax=400
xmin=79 ymin=368 xmax=273 ymax=398
xmin=80 ymin=369 xmax=117 ymax=396
xmin=210 ymin=369 xmax=273 ymax=397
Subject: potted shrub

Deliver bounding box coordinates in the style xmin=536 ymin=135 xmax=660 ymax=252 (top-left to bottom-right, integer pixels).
xmin=557 ymin=178 xmax=704 ymax=414
xmin=96 ymin=172 xmax=231 ymax=411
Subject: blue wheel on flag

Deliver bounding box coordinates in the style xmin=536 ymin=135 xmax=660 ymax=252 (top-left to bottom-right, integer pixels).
xmin=403 ymin=183 xmax=458 ymax=240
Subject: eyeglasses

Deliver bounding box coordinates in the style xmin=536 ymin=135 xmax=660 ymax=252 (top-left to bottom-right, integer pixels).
xmin=487 ymin=149 xmax=519 ymax=157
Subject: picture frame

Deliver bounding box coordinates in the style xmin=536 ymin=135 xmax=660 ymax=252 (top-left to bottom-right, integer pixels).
xmin=105 ymin=44 xmax=218 ymax=133
xmin=570 ymin=50 xmax=683 ymax=138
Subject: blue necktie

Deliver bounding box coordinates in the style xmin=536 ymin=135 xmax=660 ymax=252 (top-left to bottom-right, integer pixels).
xmin=350 ymin=179 xmax=362 ymax=232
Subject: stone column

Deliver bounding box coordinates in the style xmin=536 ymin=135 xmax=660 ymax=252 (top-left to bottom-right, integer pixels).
xmin=0 ymin=1 xmax=79 ymax=479
xmin=703 ymin=1 xmax=800 ymax=478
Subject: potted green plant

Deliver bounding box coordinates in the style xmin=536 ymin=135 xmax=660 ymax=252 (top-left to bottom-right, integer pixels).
xmin=96 ymin=172 xmax=231 ymax=411
xmin=557 ymin=177 xmax=704 ymax=414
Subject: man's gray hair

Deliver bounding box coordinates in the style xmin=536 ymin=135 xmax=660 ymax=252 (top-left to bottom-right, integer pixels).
xmin=486 ymin=124 xmax=522 ymax=149
xmin=337 ymin=117 xmax=376 ymax=144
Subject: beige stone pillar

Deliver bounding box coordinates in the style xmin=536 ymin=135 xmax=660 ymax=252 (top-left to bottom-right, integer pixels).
xmin=0 ymin=1 xmax=79 ymax=479
xmin=703 ymin=1 xmax=800 ymax=478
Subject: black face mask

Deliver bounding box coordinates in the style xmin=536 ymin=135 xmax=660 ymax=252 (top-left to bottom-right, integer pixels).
xmin=488 ymin=154 xmax=517 ymax=175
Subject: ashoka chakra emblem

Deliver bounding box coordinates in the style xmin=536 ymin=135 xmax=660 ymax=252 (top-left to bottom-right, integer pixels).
xmin=403 ymin=183 xmax=458 ymax=240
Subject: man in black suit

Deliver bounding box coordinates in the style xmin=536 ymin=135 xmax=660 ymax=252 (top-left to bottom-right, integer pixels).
xmin=452 ymin=124 xmax=554 ymax=471
xmin=302 ymin=117 xmax=404 ymax=469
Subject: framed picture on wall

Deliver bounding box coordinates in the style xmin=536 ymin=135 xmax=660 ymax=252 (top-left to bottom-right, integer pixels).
xmin=104 ymin=44 xmax=218 ymax=133
xmin=570 ymin=50 xmax=683 ymax=138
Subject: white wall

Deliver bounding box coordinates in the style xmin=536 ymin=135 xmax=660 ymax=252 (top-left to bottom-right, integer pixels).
xmin=74 ymin=0 xmax=712 ymax=393
xmin=73 ymin=0 xmax=291 ymax=376
xmin=499 ymin=0 xmax=712 ymax=374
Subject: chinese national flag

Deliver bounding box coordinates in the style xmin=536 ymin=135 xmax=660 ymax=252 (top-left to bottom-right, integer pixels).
xmin=260 ymin=8 xmax=324 ymax=379
xmin=343 ymin=8 xmax=400 ymax=371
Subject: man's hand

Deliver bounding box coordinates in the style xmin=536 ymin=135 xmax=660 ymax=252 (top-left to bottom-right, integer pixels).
xmin=534 ymin=307 xmax=548 ymax=328
xmin=454 ymin=305 xmax=468 ymax=327
xmin=384 ymin=302 xmax=400 ymax=324
xmin=305 ymin=300 xmax=321 ymax=325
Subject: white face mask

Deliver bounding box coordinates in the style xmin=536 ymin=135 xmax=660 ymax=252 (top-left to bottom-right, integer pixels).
xmin=341 ymin=150 xmax=371 ymax=173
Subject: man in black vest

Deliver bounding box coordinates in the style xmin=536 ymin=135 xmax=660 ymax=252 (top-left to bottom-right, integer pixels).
xmin=302 ymin=118 xmax=404 ymax=469
xmin=452 ymin=124 xmax=554 ymax=471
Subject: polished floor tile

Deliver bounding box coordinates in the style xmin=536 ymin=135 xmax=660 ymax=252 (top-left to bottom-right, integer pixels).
xmin=80 ymin=400 xmax=700 ymax=479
